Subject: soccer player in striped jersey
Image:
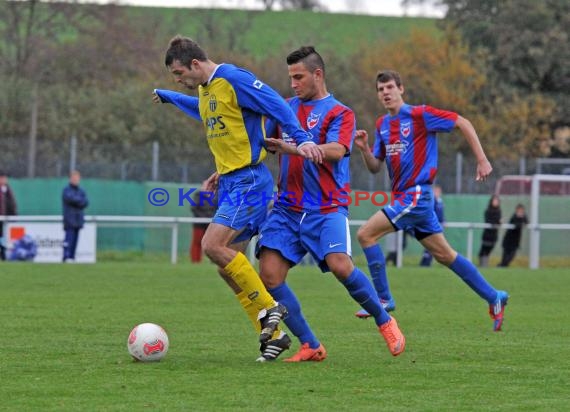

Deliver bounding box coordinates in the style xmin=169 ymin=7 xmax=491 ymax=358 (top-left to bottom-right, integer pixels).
xmin=354 ymin=70 xmax=509 ymax=332
xmin=152 ymin=36 xmax=323 ymax=360
xmin=257 ymin=47 xmax=405 ymax=362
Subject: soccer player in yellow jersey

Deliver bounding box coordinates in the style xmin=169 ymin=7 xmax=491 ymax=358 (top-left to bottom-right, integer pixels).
xmin=153 ymin=35 xmax=322 ymax=360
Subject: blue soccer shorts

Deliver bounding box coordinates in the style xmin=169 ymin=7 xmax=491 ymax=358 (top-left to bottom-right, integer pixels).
xmin=382 ymin=184 xmax=442 ymax=240
xmin=257 ymin=205 xmax=351 ymax=272
xmin=213 ymin=163 xmax=274 ymax=243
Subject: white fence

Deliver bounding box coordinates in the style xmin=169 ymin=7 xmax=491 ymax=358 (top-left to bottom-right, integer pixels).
xmin=2 ymin=215 xmax=569 ymax=268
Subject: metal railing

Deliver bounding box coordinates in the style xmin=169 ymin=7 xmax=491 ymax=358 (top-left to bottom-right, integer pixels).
xmin=2 ymin=215 xmax=569 ymax=267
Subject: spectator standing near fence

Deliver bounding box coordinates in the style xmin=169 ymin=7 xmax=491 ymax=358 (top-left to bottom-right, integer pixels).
xmin=479 ymin=195 xmax=501 ymax=267
xmin=62 ymin=170 xmax=89 ymax=263
xmin=498 ymin=204 xmax=527 ymax=267
xmin=0 ymin=171 xmax=17 ymax=261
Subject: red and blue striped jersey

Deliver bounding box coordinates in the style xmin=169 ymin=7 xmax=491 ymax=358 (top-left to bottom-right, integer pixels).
xmin=269 ymin=94 xmax=355 ymax=213
xmin=372 ymin=104 xmax=458 ymax=192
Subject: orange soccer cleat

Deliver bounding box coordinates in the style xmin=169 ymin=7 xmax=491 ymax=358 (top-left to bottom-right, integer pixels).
xmin=284 ymin=343 xmax=327 ymax=362
xmin=379 ymin=317 xmax=406 ymax=356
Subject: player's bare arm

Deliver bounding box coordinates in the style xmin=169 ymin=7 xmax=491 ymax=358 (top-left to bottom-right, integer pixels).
xmin=355 ymin=130 xmax=382 ymax=173
xmin=265 ymin=138 xmax=297 ymax=155
xmin=267 ymin=138 xmax=343 ymax=162
xmin=318 ymin=142 xmax=347 ymax=162
xmin=455 ymin=116 xmax=493 ymax=181
xmin=297 ymin=142 xmax=324 ymax=164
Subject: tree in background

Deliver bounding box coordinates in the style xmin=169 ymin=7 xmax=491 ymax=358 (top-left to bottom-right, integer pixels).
xmin=403 ymin=0 xmax=569 ymax=156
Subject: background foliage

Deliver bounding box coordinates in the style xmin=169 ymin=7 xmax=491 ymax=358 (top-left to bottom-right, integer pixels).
xmin=0 ymin=0 xmax=567 ymax=182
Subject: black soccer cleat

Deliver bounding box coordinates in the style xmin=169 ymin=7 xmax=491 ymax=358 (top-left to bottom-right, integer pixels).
xmin=256 ymin=331 xmax=292 ymax=362
xmin=258 ymin=303 xmax=288 ymax=344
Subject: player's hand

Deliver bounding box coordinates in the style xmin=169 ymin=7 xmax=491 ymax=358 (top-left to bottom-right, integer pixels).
xmin=265 ymin=138 xmax=286 ymax=153
xmin=203 ymin=172 xmax=219 ymax=192
xmin=297 ymin=142 xmax=323 ymax=164
xmin=152 ymin=90 xmax=163 ymax=104
xmin=354 ymin=130 xmax=370 ymax=151
xmin=476 ymin=158 xmax=493 ymax=181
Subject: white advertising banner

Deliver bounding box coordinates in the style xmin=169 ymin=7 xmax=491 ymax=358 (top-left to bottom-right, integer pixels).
xmin=6 ymin=222 xmax=97 ymax=263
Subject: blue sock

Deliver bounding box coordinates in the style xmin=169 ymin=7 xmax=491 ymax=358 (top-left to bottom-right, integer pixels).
xmin=363 ymin=244 xmax=392 ymax=301
xmin=449 ymin=254 xmax=498 ymax=303
xmin=269 ymin=283 xmax=320 ymax=349
xmin=342 ymin=268 xmax=391 ymax=326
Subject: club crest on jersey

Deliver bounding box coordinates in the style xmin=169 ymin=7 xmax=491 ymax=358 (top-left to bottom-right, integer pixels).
xmin=400 ymin=122 xmax=411 ymax=138
xmin=209 ymin=95 xmax=217 ymax=112
xmin=307 ymin=112 xmax=321 ymax=130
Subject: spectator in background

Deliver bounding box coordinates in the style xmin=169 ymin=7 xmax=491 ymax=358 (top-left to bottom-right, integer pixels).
xmin=498 ymin=204 xmax=528 ymax=267
xmin=62 ymin=170 xmax=89 ymax=263
xmin=478 ymin=194 xmax=502 ymax=267
xmin=190 ymin=180 xmax=217 ymax=263
xmin=0 ymin=171 xmax=18 ymax=261
xmin=419 ymin=185 xmax=445 ymax=266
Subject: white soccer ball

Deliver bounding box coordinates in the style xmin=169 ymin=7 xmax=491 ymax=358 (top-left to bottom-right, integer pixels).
xmin=127 ymin=323 xmax=169 ymax=362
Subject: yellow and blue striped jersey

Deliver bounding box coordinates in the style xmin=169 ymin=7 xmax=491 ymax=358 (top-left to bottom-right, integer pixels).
xmin=155 ymin=64 xmax=312 ymax=174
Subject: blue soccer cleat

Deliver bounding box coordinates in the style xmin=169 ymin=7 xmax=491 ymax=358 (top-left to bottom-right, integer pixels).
xmin=355 ymin=298 xmax=396 ymax=319
xmin=489 ymin=290 xmax=509 ymax=331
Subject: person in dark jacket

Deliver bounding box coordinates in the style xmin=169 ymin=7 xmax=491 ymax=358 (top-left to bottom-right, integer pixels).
xmin=62 ymin=170 xmax=89 ymax=262
xmin=498 ymin=204 xmax=528 ymax=267
xmin=478 ymin=195 xmax=502 ymax=267
xmin=0 ymin=171 xmax=18 ymax=261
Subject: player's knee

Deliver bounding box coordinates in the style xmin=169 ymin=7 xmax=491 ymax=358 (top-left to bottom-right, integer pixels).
xmin=328 ymin=255 xmax=353 ymax=279
xmin=356 ymin=227 xmax=371 ymax=245
xmin=433 ymin=250 xmax=455 ymax=266
xmin=201 ymin=238 xmax=220 ymax=259
xmin=260 ymin=272 xmax=282 ymax=290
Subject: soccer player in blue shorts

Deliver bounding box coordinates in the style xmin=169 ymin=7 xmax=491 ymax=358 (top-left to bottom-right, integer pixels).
xmin=257 ymin=47 xmax=406 ymax=362
xmin=353 ymin=70 xmax=509 ymax=332
xmin=152 ymin=36 xmax=323 ymax=359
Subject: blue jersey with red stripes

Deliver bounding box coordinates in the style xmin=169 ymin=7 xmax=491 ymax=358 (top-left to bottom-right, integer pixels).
xmin=268 ymin=94 xmax=355 ymax=213
xmin=372 ymin=103 xmax=458 ymax=192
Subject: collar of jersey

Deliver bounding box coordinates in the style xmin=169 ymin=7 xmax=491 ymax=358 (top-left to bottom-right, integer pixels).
xmin=204 ymin=63 xmax=225 ymax=86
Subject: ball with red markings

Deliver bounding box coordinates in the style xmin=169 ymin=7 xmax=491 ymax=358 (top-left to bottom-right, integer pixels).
xmin=127 ymin=323 xmax=169 ymax=362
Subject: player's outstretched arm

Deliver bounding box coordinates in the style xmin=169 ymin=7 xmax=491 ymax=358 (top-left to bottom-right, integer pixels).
xmin=455 ymin=116 xmax=492 ymax=181
xmin=354 ymin=130 xmax=382 ymax=173
xmin=317 ymin=142 xmax=347 ymax=162
xmin=152 ymin=89 xmax=201 ymax=121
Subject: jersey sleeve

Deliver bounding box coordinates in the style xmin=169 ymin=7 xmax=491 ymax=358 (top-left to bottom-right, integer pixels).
xmin=325 ymin=107 xmax=355 ymax=153
xmin=422 ymin=105 xmax=458 ymax=133
xmin=264 ymin=117 xmax=278 ymax=139
xmin=154 ymin=89 xmax=201 ymax=121
xmin=226 ymin=68 xmax=312 ymax=145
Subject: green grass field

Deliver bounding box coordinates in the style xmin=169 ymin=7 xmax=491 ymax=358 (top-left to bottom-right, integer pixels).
xmin=1 ymin=262 xmax=569 ymax=411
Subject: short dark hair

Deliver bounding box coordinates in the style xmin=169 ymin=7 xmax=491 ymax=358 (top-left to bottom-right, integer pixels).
xmin=376 ymin=70 xmax=402 ymax=88
xmin=286 ymin=46 xmax=325 ymax=74
xmin=0 ymin=170 xmax=7 ymax=177
xmin=164 ymin=35 xmax=208 ymax=68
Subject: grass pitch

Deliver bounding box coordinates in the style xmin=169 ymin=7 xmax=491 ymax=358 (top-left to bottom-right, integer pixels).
xmin=1 ymin=262 xmax=569 ymax=411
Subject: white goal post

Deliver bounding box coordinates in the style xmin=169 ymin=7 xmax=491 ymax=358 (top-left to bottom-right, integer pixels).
xmin=529 ymin=174 xmax=570 ymax=269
